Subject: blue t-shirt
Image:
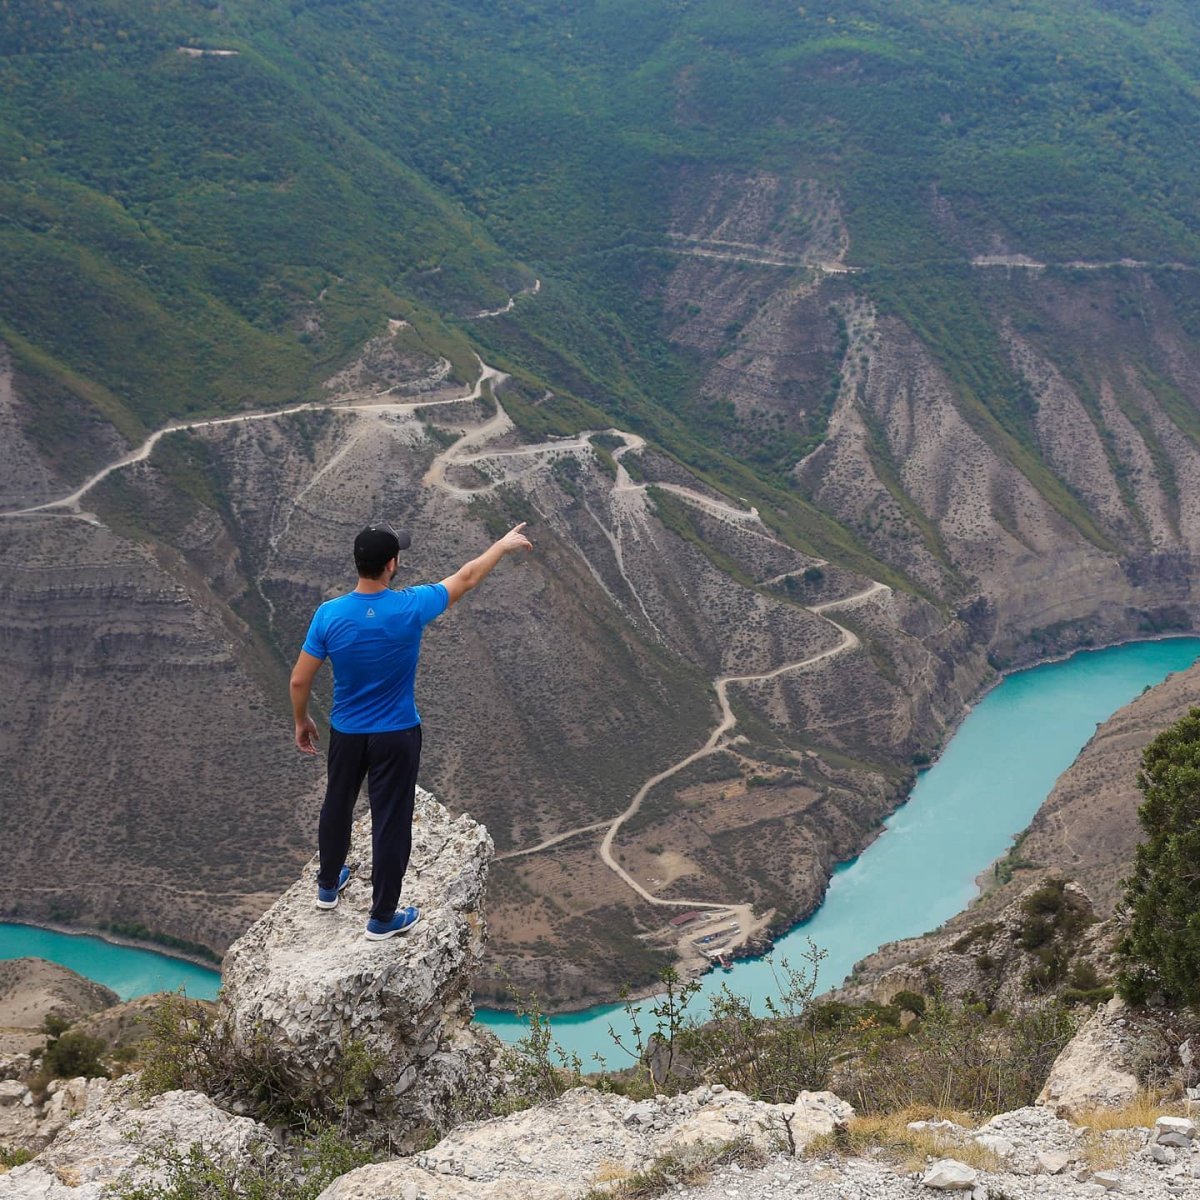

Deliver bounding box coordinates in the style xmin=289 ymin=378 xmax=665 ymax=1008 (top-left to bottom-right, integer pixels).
xmin=301 ymin=583 xmax=449 ymax=734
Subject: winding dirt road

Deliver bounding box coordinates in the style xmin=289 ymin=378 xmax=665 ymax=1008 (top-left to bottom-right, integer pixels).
xmin=1 ymin=361 xmax=503 ymax=520
xmin=595 ymin=581 xmax=888 ymax=905
xmin=418 ymin=391 xmax=894 ymax=938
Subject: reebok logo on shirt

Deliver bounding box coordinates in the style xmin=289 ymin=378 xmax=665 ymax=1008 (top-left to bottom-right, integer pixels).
xmin=366 ymin=608 xmax=375 ymax=617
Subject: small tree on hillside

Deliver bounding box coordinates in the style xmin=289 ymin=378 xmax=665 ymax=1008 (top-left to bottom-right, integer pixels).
xmin=1117 ymin=707 xmax=1200 ymax=1008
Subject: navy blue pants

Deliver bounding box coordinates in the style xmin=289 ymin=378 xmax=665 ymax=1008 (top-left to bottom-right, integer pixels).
xmin=318 ymin=724 xmax=421 ymax=922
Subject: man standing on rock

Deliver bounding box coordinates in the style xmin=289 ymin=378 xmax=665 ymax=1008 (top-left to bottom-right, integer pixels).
xmin=290 ymin=520 xmax=532 ymax=939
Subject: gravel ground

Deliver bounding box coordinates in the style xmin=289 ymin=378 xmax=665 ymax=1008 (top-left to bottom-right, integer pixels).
xmin=679 ymin=1134 xmax=1200 ymax=1199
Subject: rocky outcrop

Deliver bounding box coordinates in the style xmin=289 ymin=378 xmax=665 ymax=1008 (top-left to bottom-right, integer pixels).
xmin=842 ymin=877 xmax=1112 ymax=1012
xmin=0 ymin=1083 xmax=274 ymax=1200
xmin=1036 ymin=997 xmax=1143 ymax=1115
xmin=317 ymin=1083 xmax=852 ymax=1200
xmin=318 ymin=1086 xmax=1200 ymax=1200
xmin=220 ymin=788 xmax=497 ymax=1142
xmin=0 ymin=959 xmax=118 ymax=1058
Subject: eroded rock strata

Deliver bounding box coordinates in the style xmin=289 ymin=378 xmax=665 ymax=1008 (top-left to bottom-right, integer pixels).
xmin=7 ymin=173 xmax=1200 ymax=1005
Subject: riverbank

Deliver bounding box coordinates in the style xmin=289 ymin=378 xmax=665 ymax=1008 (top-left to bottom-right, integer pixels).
xmin=476 ymin=636 xmax=1200 ymax=1059
xmin=489 ymin=632 xmax=1200 ymax=1017
xmin=2 ymin=919 xmax=222 ymax=973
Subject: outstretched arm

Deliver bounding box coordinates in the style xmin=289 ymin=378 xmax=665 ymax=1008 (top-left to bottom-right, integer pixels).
xmin=290 ymin=650 xmax=324 ymax=754
xmin=440 ymin=522 xmax=533 ymax=607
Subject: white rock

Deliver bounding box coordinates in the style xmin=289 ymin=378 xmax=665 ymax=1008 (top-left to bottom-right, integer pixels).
xmin=0 ymin=1081 xmax=25 ymax=1106
xmin=35 ymin=1077 xmax=109 ymax=1148
xmin=1091 ymin=1169 xmax=1122 ymax=1190
xmin=1037 ymin=1149 xmax=1071 ymax=1174
xmin=788 ymin=1090 xmax=855 ymax=1149
xmin=221 ymin=790 xmax=497 ymax=1145
xmin=320 ymin=1083 xmax=850 ymax=1200
xmin=1036 ymin=1000 xmax=1140 ymax=1116
xmin=1155 ymin=1115 xmax=1196 ymax=1145
xmin=972 ymin=1132 xmax=1016 ymax=1158
xmin=921 ymin=1159 xmax=977 ymax=1190
xmin=1150 ymin=1143 xmax=1177 ymax=1165
xmin=0 ymin=1083 xmax=274 ymax=1200
xmin=908 ymin=1119 xmax=964 ymax=1135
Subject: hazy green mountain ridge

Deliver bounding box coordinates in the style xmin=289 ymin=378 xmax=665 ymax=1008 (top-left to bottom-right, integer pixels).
xmin=7 ymin=0 xmax=1200 ymax=492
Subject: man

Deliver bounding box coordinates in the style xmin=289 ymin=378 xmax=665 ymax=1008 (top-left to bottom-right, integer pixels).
xmin=291 ymin=520 xmax=533 ymax=939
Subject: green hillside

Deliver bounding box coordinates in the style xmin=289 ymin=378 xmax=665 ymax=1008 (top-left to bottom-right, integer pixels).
xmin=3 ymin=0 xmax=1200 ymax=550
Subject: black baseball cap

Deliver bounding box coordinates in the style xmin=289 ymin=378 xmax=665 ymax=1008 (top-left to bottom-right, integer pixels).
xmin=354 ymin=522 xmax=412 ymax=575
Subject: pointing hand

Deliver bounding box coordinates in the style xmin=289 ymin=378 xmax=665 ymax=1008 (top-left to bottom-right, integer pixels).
xmin=500 ymin=522 xmax=533 ymax=554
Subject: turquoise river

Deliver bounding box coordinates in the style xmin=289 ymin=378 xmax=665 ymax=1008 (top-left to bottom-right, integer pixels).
xmin=3 ymin=637 xmax=1198 ymax=1065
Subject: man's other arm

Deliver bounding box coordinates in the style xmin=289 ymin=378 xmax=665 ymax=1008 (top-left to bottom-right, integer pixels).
xmin=440 ymin=522 xmax=533 ymax=607
xmin=290 ymin=651 xmax=324 ymax=754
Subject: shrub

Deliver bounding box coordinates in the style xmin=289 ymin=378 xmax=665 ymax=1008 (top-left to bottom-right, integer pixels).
xmin=890 ymin=991 xmax=927 ymax=1018
xmin=673 ymin=945 xmax=839 ymax=1103
xmin=489 ymin=988 xmax=585 ymax=1115
xmin=836 ymin=995 xmax=1076 ymax=1116
xmin=579 ymin=1138 xmax=766 ymax=1200
xmin=108 ymin=1127 xmax=377 ymax=1200
xmin=1117 ymin=708 xmax=1200 ymax=1008
xmin=139 ymin=993 xmax=378 ymax=1131
xmin=950 ymin=923 xmax=998 ymax=953
xmin=41 ymin=1022 xmax=107 ymax=1080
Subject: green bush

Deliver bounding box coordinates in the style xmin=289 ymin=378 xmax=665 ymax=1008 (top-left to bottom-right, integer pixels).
xmin=1118 ymin=708 xmax=1200 ymax=1008
xmin=109 ymin=1128 xmax=377 ymax=1200
xmin=42 ymin=1027 xmax=108 ymax=1080
xmin=836 ymin=995 xmax=1076 ymax=1116
xmin=889 ymin=991 xmax=927 ymax=1018
xmin=139 ymin=993 xmax=378 ymax=1130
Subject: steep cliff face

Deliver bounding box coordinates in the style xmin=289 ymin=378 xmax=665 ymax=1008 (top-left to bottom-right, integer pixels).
xmin=0 ymin=510 xmax=317 ymax=950
xmin=221 ymin=790 xmax=497 ymax=1140
xmin=665 ymin=172 xmax=1200 ymax=672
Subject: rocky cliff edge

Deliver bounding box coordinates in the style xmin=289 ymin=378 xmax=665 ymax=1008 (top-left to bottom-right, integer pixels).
xmin=219 ymin=786 xmax=498 ymax=1140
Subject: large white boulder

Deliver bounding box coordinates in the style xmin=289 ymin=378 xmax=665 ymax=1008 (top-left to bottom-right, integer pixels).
xmin=791 ymin=1088 xmax=855 ymax=1142
xmin=921 ymin=1158 xmax=977 ymax=1189
xmin=1035 ymin=997 xmax=1140 ymax=1116
xmin=220 ymin=788 xmax=497 ymax=1143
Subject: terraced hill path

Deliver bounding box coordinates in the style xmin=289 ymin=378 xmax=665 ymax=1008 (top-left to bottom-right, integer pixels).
xmin=425 ymin=390 xmax=894 ymax=952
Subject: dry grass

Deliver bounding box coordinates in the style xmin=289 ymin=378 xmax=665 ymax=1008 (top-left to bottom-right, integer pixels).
xmin=590 ymin=1159 xmax=633 ymax=1184
xmin=1071 ymin=1093 xmax=1192 ymax=1174
xmin=804 ymin=1109 xmax=1004 ymax=1173
xmin=1077 ymin=1127 xmax=1141 ymax=1174
xmin=580 ymin=1138 xmax=767 ymax=1200
xmin=1072 ymin=1092 xmax=1189 ymax=1131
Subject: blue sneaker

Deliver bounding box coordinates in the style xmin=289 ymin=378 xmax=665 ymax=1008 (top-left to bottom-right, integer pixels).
xmin=364 ymin=907 xmax=422 ymax=940
xmin=315 ymin=865 xmax=351 ymax=909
